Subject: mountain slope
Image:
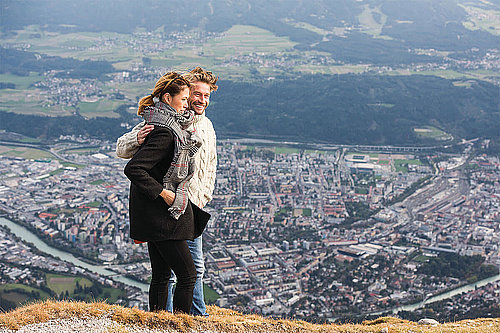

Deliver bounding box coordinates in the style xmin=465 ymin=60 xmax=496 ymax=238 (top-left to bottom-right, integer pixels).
xmin=213 ymin=75 xmax=500 ymax=144
xmin=2 ymin=0 xmax=499 ymax=64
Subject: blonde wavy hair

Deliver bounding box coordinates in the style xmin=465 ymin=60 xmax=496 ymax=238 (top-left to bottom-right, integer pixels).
xmin=183 ymin=67 xmax=218 ymax=92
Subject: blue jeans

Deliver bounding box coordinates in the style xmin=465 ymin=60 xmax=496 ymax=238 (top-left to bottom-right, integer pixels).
xmin=166 ymin=235 xmax=208 ymax=316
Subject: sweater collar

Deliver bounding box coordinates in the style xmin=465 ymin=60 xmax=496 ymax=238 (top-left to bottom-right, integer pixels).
xmin=193 ymin=112 xmax=206 ymax=123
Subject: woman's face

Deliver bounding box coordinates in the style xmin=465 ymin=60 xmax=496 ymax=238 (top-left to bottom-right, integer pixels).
xmin=164 ymin=87 xmax=190 ymax=112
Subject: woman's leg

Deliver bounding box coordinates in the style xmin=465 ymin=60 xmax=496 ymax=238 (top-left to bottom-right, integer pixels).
xmin=147 ymin=241 xmax=171 ymax=312
xmin=150 ymin=240 xmax=196 ymax=313
xmin=166 ymin=236 xmax=207 ymax=315
xmin=168 ymin=240 xmax=197 ymax=313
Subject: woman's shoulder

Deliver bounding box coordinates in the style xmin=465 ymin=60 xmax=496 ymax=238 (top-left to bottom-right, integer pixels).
xmin=143 ymin=126 xmax=174 ymax=146
xmin=150 ymin=125 xmax=174 ymax=135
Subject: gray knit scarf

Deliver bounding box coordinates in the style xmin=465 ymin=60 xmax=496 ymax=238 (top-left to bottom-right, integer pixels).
xmin=141 ymin=101 xmax=202 ymax=219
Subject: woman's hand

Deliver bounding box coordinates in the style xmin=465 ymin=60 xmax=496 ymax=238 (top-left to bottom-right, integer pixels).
xmin=137 ymin=124 xmax=154 ymax=145
xmin=160 ymin=189 xmax=175 ymax=205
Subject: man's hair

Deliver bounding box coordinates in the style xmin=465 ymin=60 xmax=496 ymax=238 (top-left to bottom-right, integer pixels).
xmin=183 ymin=67 xmax=218 ymax=92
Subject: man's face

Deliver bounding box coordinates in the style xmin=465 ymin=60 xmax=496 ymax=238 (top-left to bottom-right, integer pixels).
xmin=189 ymin=81 xmax=211 ymax=115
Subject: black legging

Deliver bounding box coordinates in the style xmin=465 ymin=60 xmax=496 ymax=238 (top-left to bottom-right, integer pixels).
xmin=147 ymin=240 xmax=196 ymax=313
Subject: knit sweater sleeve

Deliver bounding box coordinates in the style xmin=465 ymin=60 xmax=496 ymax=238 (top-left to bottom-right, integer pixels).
xmin=201 ymin=132 xmax=217 ymax=206
xmin=188 ymin=117 xmax=217 ymax=208
xmin=116 ymin=121 xmax=145 ymax=159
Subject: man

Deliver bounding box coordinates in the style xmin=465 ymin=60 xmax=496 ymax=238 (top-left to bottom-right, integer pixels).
xmin=116 ymin=67 xmax=218 ymax=316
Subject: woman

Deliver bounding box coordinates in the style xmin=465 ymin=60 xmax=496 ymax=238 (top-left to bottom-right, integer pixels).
xmin=124 ymin=72 xmax=209 ymax=313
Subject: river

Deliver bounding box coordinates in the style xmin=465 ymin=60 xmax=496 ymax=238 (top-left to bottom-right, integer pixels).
xmin=384 ymin=272 xmax=500 ymax=314
xmin=1 ymin=216 xmax=499 ymax=312
xmin=0 ymin=217 xmax=148 ymax=292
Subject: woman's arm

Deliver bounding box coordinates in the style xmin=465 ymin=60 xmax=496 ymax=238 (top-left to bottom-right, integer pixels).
xmin=124 ymin=128 xmax=174 ymax=201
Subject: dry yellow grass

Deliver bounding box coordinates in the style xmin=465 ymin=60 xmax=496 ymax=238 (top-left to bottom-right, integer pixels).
xmin=0 ymin=300 xmax=499 ymax=332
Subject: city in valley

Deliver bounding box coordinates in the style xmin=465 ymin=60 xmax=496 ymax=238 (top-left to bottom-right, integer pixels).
xmin=0 ymin=135 xmax=498 ymax=321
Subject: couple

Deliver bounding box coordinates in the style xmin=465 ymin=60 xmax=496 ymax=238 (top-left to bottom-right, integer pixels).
xmin=117 ymin=67 xmax=218 ymax=315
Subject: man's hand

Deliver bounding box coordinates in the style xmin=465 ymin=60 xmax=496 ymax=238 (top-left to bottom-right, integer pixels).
xmin=137 ymin=124 xmax=154 ymax=145
xmin=160 ymin=189 xmax=175 ymax=205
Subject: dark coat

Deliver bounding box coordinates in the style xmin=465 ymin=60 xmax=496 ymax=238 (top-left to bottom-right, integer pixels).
xmin=124 ymin=127 xmax=210 ymax=242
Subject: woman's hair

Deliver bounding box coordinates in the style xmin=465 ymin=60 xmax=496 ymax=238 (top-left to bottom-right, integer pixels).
xmin=183 ymin=67 xmax=218 ymax=92
xmin=137 ymin=72 xmax=190 ymax=115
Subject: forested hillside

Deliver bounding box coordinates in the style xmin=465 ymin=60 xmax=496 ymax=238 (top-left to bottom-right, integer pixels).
xmin=212 ymin=75 xmax=500 ymax=144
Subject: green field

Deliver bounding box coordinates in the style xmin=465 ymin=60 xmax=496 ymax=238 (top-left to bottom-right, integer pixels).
xmin=203 ymin=25 xmax=296 ymax=58
xmin=282 ymin=18 xmax=330 ymax=36
xmin=44 ymin=273 xmax=125 ymax=303
xmin=0 ymin=145 xmax=54 ymax=159
xmin=0 ymin=72 xmax=43 ymax=89
xmin=0 ymin=284 xmax=51 ymax=307
xmin=294 ymin=63 xmax=369 ymax=75
xmin=243 ymin=146 xmax=256 ymax=152
xmin=355 ymin=187 xmax=369 ymax=195
xmin=357 ymin=4 xmax=391 ymax=39
xmin=86 ymin=201 xmax=102 ymax=208
xmin=49 ymin=168 xmax=64 ymax=176
xmin=452 ymin=80 xmax=473 ymax=88
xmin=204 ymin=285 xmax=220 ymax=304
xmin=0 ymin=283 xmax=51 ymax=299
xmin=100 ymin=287 xmax=126 ymax=303
xmin=392 ymin=68 xmax=500 ymax=84
xmin=18 ymin=137 xmax=41 ymax=143
xmin=65 ymin=147 xmax=100 ymax=154
xmin=304 ymin=149 xmax=334 ymax=155
xmin=46 ymin=273 xmax=92 ymax=295
xmin=62 ymin=162 xmax=85 ymax=169
xmin=394 ymin=158 xmax=422 ymax=173
xmin=414 ymin=126 xmax=453 ymax=141
xmin=413 ymin=255 xmax=430 ymax=263
xmin=303 ymin=208 xmax=312 ymax=217
xmin=365 ymin=65 xmax=500 ymax=85
xmin=384 ymin=67 xmax=498 ymax=82
xmin=275 ymin=147 xmax=300 ymax=154
xmin=78 ymin=99 xmax=123 ymax=118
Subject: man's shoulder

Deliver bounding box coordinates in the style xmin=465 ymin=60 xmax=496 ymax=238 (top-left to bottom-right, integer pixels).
xmin=199 ymin=115 xmax=216 ymax=132
xmin=202 ymin=114 xmax=214 ymax=125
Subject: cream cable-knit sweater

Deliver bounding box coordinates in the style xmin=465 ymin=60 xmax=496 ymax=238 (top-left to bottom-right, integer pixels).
xmin=116 ymin=114 xmax=217 ymax=208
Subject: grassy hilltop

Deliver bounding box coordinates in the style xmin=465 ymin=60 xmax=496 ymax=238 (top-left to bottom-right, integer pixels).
xmin=0 ymin=300 xmax=498 ymax=332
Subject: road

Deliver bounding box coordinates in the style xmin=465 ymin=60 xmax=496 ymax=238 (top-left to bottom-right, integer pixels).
xmin=0 ymin=140 xmax=105 ymax=165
